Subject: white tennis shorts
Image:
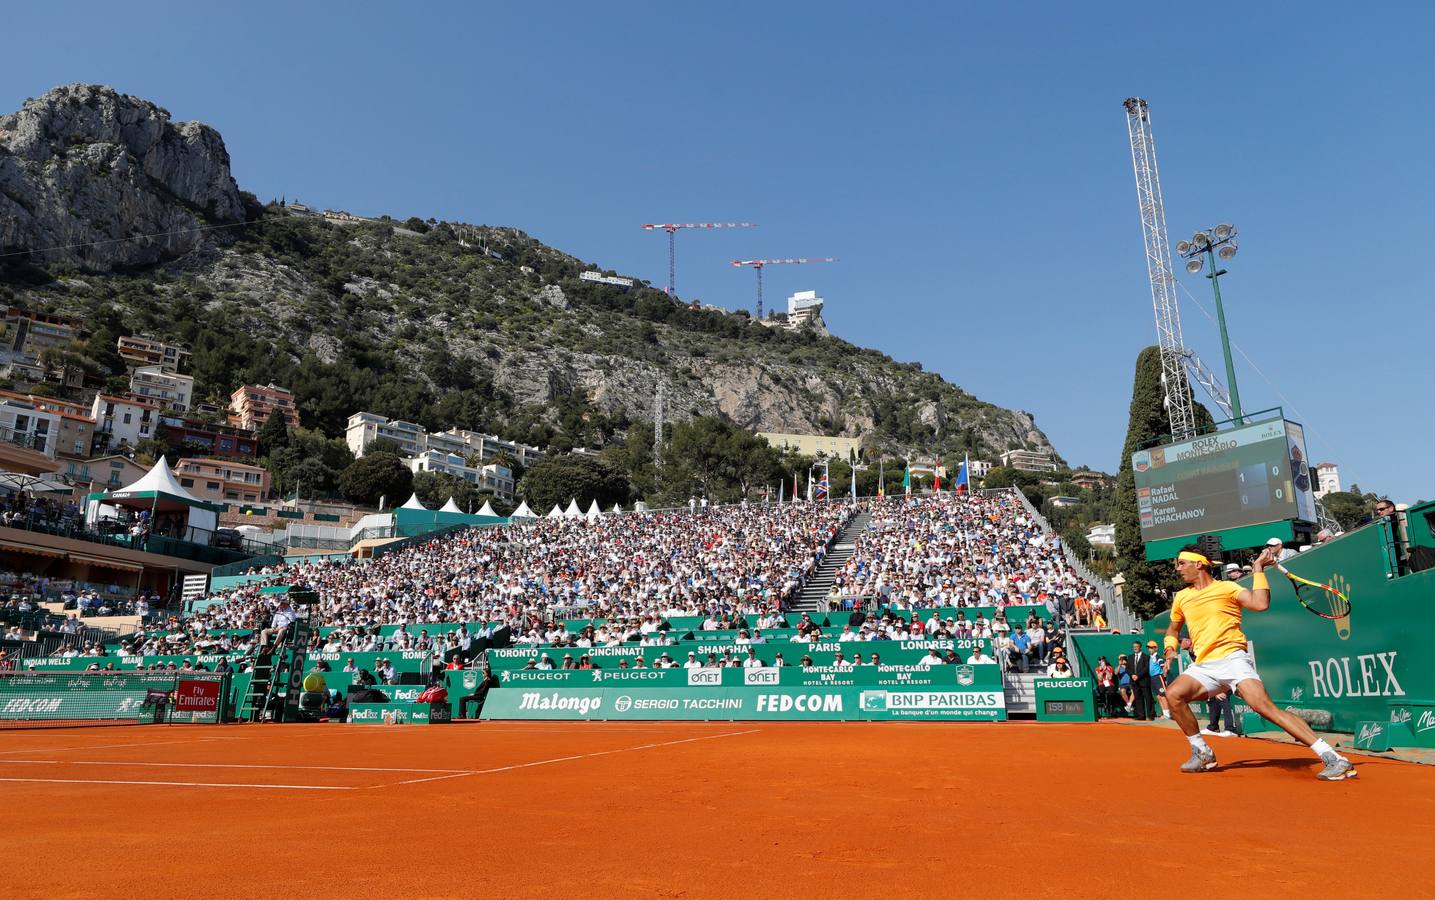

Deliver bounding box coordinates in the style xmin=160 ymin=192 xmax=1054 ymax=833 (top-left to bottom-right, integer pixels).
xmin=1183 ymin=649 xmax=1262 ymax=695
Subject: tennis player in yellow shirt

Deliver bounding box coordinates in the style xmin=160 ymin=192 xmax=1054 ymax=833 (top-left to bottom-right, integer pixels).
xmin=1163 ymin=543 xmax=1356 ymax=780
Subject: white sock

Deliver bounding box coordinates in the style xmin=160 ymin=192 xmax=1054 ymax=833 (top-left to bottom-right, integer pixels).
xmin=1311 ymin=739 xmax=1334 ymax=757
xmin=1187 ymin=734 xmax=1211 ymax=753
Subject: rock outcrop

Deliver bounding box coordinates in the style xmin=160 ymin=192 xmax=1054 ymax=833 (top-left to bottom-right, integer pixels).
xmin=0 ymin=84 xmax=244 ymax=271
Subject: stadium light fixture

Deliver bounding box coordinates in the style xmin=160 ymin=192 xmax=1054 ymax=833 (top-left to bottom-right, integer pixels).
xmin=1175 ymin=222 xmax=1242 ymax=425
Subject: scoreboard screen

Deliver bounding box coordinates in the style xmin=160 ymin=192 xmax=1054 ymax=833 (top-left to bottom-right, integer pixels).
xmin=1132 ymin=418 xmax=1317 ymax=544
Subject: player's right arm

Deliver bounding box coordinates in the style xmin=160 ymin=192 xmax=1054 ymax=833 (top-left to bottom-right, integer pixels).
xmin=1237 ymin=546 xmax=1279 ymax=612
xmin=1163 ymin=599 xmax=1183 ymax=666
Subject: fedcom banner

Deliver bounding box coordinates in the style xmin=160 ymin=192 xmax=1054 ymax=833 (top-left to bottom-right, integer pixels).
xmin=479 ymin=685 xmax=1006 ymax=721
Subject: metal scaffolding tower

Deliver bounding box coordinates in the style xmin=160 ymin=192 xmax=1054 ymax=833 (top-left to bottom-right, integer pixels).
xmin=1123 ymin=97 xmax=1198 ymax=441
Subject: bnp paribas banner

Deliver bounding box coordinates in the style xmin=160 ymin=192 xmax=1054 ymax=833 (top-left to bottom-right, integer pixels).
xmin=479 ymin=684 xmax=1007 ymax=722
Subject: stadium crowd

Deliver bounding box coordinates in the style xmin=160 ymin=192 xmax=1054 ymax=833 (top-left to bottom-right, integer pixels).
xmin=133 ymin=502 xmax=855 ymax=656
xmin=837 ymin=494 xmax=1101 ymax=622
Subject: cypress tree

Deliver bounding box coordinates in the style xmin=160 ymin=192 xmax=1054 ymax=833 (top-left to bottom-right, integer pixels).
xmin=1113 ymin=346 xmax=1215 ymax=619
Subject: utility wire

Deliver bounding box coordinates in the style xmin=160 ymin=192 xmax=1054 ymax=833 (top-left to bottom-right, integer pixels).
xmin=1174 ymin=277 xmax=1361 ymax=491
xmin=0 ymin=217 xmax=264 ymax=259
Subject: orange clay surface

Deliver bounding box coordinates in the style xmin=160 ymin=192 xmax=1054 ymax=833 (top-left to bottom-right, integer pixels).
xmin=3 ymin=720 xmax=1432 ymax=899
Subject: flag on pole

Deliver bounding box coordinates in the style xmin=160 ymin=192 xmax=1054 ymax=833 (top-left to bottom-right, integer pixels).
xmin=816 ymin=463 xmax=830 ymax=502
xmin=806 ymin=470 xmax=814 ymax=502
xmin=778 ymin=479 xmax=785 ymax=503
xmin=877 ymin=458 xmax=885 ymax=498
xmin=934 ymin=456 xmax=942 ymax=493
xmin=902 ymin=460 xmax=911 ymax=496
xmin=956 ymin=454 xmax=970 ymax=495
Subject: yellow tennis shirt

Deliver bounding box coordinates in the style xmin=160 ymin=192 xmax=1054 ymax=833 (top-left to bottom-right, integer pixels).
xmin=1169 ymin=580 xmax=1247 ymax=665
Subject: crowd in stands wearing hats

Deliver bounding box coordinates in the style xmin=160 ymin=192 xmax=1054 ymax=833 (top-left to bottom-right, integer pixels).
xmin=837 ymin=494 xmax=1102 ymax=625
xmin=160 ymin=502 xmax=854 ymax=658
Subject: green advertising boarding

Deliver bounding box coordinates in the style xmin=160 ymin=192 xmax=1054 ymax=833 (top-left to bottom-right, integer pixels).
xmin=480 ymin=684 xmax=1006 ymax=721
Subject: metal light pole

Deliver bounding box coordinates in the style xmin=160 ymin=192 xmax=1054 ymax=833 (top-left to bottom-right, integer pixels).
xmin=1177 ymin=224 xmax=1243 ymax=425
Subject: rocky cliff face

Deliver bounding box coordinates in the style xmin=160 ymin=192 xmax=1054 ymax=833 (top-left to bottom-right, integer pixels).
xmin=0 ymin=84 xmax=244 ymax=271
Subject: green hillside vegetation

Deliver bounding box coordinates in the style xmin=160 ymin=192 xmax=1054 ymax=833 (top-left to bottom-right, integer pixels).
xmin=2 ymin=202 xmax=1063 ymax=506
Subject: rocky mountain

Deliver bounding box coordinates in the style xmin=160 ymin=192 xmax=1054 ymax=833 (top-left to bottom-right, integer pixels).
xmin=0 ymin=84 xmax=1058 ymax=464
xmin=0 ymin=84 xmax=244 ymax=271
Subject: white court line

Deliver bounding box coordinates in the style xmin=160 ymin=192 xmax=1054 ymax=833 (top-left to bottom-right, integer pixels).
xmin=0 ymin=760 xmax=468 ymax=773
xmin=0 ymin=777 xmax=350 ymax=791
xmin=0 ymin=737 xmax=229 ymax=756
xmin=377 ymin=728 xmax=761 ymax=788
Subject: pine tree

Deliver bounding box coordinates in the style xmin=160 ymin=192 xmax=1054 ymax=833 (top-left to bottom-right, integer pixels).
xmin=1113 ymin=346 xmax=1215 ymax=619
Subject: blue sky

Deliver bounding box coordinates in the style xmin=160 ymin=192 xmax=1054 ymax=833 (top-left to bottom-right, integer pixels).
xmin=5 ymin=3 xmax=1432 ymax=501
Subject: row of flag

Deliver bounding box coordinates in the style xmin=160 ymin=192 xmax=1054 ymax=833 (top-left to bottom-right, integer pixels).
xmin=767 ymin=454 xmax=971 ymax=502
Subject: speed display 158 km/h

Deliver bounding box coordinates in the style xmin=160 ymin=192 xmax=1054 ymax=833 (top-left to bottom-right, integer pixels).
xmin=1131 ymin=418 xmax=1317 ymax=545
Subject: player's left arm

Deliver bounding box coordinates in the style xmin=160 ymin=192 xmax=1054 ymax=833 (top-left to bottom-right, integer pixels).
xmin=1236 ymin=547 xmax=1279 ymax=611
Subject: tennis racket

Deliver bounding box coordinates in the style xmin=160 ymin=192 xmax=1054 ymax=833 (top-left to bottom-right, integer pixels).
xmin=1274 ymin=563 xmax=1350 ymax=619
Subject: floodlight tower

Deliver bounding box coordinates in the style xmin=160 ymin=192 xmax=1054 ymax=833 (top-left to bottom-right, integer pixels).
xmin=641 ymin=222 xmax=756 ymax=297
xmin=1123 ymin=97 xmax=1199 ymax=441
xmin=730 ymin=257 xmax=839 ymax=320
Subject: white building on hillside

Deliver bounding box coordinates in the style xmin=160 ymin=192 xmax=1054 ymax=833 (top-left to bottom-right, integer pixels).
xmin=0 ymin=397 xmax=60 ymax=457
xmin=1315 ymin=462 xmax=1341 ymax=498
xmin=90 ymin=394 xmax=157 ymax=453
xmin=129 ymin=365 xmax=194 ymax=413
xmin=405 ymin=450 xmax=516 ymax=501
xmin=346 ymin=411 xmax=546 ymax=469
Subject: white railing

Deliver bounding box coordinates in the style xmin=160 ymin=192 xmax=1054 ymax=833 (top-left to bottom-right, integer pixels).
xmin=986 ymin=487 xmax=1142 ymax=633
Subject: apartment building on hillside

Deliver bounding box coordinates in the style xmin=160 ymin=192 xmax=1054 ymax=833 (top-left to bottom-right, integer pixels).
xmin=346 ymin=412 xmax=546 ymax=468
xmin=130 ymin=365 xmax=195 ymax=413
xmin=173 ymin=458 xmax=271 ymax=504
xmin=0 ymin=397 xmax=60 ymax=457
xmin=229 ymin=383 xmax=300 ymax=431
xmin=405 ymin=450 xmax=516 ymax=501
xmin=90 ymin=394 xmax=157 ymax=452
xmin=117 ymin=335 xmax=190 ymax=373
xmin=999 ymin=449 xmax=1058 ymax=473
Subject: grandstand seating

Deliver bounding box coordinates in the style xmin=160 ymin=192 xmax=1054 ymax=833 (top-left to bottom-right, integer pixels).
xmin=10 ymin=492 xmax=1105 ymax=721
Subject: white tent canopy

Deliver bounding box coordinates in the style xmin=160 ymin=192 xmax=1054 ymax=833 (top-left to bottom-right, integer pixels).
xmin=585 ymin=499 xmax=602 ymax=520
xmin=546 ymin=504 xmax=564 ymax=519
xmin=510 ymin=500 xmax=535 ymax=519
xmin=563 ymin=498 xmax=582 ymax=518
xmin=112 ymin=456 xmax=203 ymax=504
xmin=400 ymin=492 xmax=428 ymax=510
xmin=439 ymin=496 xmax=463 ymax=513
xmin=477 ymin=500 xmax=498 ymax=517
xmin=610 ymin=503 xmax=623 ymax=514
xmin=88 ymin=456 xmax=221 ymax=542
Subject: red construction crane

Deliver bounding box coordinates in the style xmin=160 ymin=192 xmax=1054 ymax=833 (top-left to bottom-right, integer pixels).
xmin=730 ymin=257 xmax=839 ymax=320
xmin=642 ymin=222 xmax=755 ymax=296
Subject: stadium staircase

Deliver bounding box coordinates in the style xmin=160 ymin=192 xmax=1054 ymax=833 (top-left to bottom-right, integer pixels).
xmin=791 ymin=510 xmax=871 ymax=613
xmin=238 ymin=591 xmax=319 ymax=722
xmin=1002 ymin=672 xmax=1040 ymax=717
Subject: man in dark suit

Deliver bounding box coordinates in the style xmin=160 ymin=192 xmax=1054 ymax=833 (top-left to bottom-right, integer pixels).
xmin=1130 ymin=640 xmax=1154 ymax=720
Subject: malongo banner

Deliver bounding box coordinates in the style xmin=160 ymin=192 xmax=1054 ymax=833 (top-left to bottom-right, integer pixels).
xmin=479 ymin=684 xmax=1007 ymax=722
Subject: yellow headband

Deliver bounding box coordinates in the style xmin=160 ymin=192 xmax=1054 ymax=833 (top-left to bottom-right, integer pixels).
xmin=1177 ymin=551 xmax=1212 ymax=565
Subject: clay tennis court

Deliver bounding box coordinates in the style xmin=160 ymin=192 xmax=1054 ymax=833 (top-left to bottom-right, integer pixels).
xmin=4 ymin=721 xmax=1431 ymax=898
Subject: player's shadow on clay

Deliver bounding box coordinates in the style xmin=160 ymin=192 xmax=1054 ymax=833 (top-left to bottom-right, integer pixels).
xmin=1214 ymin=758 xmax=1319 ymax=774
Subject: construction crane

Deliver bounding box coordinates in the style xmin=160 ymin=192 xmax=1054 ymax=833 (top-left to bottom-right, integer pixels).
xmin=730 ymin=257 xmax=839 ymax=320
xmin=1123 ymin=97 xmax=1239 ymax=439
xmin=641 ymin=222 xmax=755 ymax=297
